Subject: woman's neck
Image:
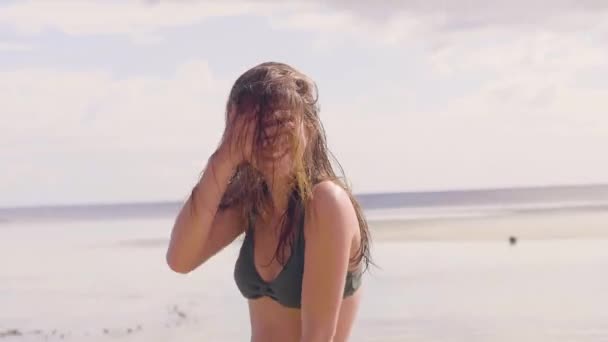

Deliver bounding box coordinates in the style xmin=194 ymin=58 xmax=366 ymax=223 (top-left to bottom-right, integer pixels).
xmin=265 ymin=175 xmax=292 ymax=215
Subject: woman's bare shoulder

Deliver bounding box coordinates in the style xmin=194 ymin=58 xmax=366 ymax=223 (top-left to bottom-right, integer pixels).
xmin=306 ymin=180 xmax=358 ymax=237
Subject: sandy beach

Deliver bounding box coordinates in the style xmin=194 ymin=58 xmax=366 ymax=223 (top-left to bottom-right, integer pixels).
xmin=2 ymin=210 xmax=608 ymax=341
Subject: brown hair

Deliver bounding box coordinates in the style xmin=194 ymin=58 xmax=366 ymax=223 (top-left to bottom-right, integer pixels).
xmin=216 ymin=61 xmax=371 ymax=271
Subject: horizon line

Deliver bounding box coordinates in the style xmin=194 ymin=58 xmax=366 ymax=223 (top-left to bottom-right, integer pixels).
xmin=2 ymin=181 xmax=608 ymax=211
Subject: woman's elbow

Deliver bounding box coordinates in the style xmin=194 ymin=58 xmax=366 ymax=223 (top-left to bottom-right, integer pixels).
xmin=165 ymin=249 xmax=194 ymax=274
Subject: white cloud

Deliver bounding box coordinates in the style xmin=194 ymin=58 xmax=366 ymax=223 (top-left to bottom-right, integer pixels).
xmin=2 ymin=0 xmax=607 ymax=47
xmin=2 ymin=0 xmax=608 ymax=205
xmin=0 ymin=0 xmax=294 ymax=43
xmin=430 ymin=30 xmax=607 ymax=74
xmin=270 ymin=0 xmax=608 ymax=49
xmin=0 ymin=60 xmax=233 ymax=206
xmin=322 ymin=81 xmax=608 ymax=194
xmin=1 ymin=60 xmax=228 ymax=147
xmin=268 ymin=6 xmax=435 ymax=47
xmin=312 ymin=25 xmax=608 ymax=193
xmin=322 ymin=0 xmax=608 ymax=29
xmin=429 ymin=30 xmax=608 ymax=121
xmin=0 ymin=41 xmax=34 ymax=52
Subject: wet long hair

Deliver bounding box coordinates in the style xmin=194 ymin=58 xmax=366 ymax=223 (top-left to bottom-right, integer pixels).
xmin=212 ymin=62 xmax=371 ymax=271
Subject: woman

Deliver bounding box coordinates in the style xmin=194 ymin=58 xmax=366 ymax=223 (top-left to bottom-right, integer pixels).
xmin=166 ymin=62 xmax=372 ymax=342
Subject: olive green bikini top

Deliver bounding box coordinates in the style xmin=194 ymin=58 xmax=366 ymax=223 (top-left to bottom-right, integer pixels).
xmin=233 ymin=212 xmax=362 ymax=309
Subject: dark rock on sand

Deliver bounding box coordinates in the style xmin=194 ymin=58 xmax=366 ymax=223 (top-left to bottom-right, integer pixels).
xmin=0 ymin=329 xmax=22 ymax=338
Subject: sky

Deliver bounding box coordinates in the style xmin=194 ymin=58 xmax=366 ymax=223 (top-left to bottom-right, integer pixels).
xmin=1 ymin=0 xmax=607 ymax=207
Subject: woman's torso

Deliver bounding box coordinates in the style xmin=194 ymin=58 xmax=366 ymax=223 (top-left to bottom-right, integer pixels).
xmin=234 ymin=212 xmax=362 ymax=342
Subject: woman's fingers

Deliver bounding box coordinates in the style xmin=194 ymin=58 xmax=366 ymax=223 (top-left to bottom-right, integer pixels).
xmin=222 ymin=108 xmax=298 ymax=164
xmin=221 ymin=109 xmax=258 ymax=164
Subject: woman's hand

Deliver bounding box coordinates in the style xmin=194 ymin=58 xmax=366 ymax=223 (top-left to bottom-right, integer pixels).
xmin=217 ymin=106 xmax=257 ymax=169
xmin=217 ymin=106 xmax=298 ymax=169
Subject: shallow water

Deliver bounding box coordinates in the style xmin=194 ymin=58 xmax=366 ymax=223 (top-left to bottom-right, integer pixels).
xmin=2 ymin=217 xmax=608 ymax=341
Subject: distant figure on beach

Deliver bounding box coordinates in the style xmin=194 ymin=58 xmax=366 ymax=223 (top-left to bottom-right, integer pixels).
xmin=166 ymin=62 xmax=372 ymax=342
xmin=509 ymin=236 xmax=517 ymax=245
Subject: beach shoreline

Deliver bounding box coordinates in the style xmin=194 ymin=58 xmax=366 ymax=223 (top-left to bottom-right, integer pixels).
xmin=2 ymin=209 xmax=608 ymax=341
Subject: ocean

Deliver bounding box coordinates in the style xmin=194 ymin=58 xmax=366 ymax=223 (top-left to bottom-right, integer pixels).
xmin=2 ymin=183 xmax=608 ymax=223
xmin=2 ymin=183 xmax=608 ymax=341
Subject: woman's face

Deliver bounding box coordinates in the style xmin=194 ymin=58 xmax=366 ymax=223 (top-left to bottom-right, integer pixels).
xmin=255 ymin=112 xmax=308 ymax=180
xmin=228 ymin=102 xmax=308 ymax=181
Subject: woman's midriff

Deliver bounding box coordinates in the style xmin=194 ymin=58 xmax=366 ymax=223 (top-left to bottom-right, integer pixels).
xmin=247 ymin=289 xmax=362 ymax=342
xmin=249 ymin=297 xmax=301 ymax=342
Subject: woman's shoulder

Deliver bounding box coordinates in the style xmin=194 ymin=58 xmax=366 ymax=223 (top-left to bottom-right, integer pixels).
xmin=305 ymin=180 xmax=358 ymax=236
xmin=310 ymin=180 xmax=350 ymax=206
